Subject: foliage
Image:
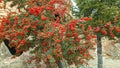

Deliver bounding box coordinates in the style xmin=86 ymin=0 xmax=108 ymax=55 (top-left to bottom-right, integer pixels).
xmin=74 ymin=0 xmax=120 ymax=39
xmin=0 ymin=0 xmax=96 ymax=67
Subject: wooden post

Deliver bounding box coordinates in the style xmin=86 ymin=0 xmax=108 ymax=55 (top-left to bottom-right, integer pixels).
xmin=97 ymin=34 xmax=103 ymax=68
xmin=57 ymin=61 xmax=63 ymax=68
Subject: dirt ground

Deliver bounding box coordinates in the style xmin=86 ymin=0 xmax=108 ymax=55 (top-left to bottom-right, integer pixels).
xmin=88 ymin=38 xmax=120 ymax=68
xmin=0 ymin=39 xmax=120 ymax=68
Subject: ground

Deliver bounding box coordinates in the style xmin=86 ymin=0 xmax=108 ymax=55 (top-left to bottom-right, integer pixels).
xmin=0 ymin=39 xmax=120 ymax=68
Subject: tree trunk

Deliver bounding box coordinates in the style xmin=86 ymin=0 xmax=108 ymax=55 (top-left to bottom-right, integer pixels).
xmin=97 ymin=34 xmax=103 ymax=68
xmin=57 ymin=61 xmax=63 ymax=68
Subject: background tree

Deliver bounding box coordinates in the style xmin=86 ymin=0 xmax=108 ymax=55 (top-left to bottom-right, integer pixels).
xmin=73 ymin=0 xmax=120 ymax=68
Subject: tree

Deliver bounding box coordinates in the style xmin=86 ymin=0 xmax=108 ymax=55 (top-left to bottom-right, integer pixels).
xmin=0 ymin=0 xmax=96 ymax=68
xmin=74 ymin=0 xmax=120 ymax=68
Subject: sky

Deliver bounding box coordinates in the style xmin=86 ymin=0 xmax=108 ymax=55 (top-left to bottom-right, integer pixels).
xmin=71 ymin=0 xmax=77 ymax=7
xmin=71 ymin=0 xmax=79 ymax=12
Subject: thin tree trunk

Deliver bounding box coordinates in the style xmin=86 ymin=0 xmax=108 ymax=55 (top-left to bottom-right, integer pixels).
xmin=97 ymin=34 xmax=103 ymax=68
xmin=57 ymin=61 xmax=63 ymax=68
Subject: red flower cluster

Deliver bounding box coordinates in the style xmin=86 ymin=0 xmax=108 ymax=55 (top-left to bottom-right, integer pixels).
xmin=80 ymin=17 xmax=92 ymax=21
xmin=68 ymin=20 xmax=78 ymax=31
xmin=28 ymin=6 xmax=45 ymax=16
xmin=101 ymin=28 xmax=107 ymax=35
xmin=41 ymin=15 xmax=48 ymax=21
xmin=0 ymin=0 xmax=2 ymax=3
